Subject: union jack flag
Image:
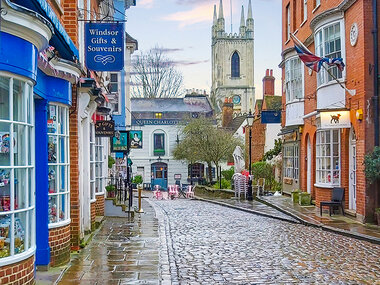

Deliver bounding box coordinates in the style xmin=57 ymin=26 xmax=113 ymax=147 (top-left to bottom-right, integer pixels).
xmin=290 ymin=33 xmax=345 ymax=73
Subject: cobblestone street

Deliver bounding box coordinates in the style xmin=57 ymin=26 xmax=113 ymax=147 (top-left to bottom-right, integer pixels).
xmin=151 ymin=199 xmax=380 ymax=284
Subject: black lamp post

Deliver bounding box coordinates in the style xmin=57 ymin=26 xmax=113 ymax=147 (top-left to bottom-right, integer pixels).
xmin=246 ymin=110 xmax=254 ymax=201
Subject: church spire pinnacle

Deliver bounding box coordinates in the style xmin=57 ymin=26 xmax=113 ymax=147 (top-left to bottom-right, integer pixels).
xmin=247 ymin=0 xmax=253 ymax=19
xmin=218 ymin=0 xmax=224 ymax=19
xmin=213 ymin=5 xmax=217 ymax=25
xmin=240 ymin=5 xmax=245 ymax=27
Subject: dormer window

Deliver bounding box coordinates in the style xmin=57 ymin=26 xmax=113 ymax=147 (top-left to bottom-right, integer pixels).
xmin=231 ymin=51 xmax=240 ymax=78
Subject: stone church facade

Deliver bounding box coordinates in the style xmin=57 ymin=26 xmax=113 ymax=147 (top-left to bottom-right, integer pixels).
xmin=211 ymin=0 xmax=255 ymax=114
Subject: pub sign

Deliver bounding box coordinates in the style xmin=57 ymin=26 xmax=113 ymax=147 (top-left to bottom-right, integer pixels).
xmin=85 ymin=22 xmax=124 ymax=71
xmin=95 ymin=120 xmax=115 ymax=137
xmin=111 ymin=131 xmax=130 ymax=153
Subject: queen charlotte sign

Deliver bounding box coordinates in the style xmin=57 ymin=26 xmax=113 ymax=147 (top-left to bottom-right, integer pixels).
xmin=85 ymin=23 xmax=124 ymax=71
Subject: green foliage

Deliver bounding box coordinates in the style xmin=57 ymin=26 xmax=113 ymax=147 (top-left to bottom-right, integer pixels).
xmin=173 ymin=118 xmax=243 ymax=182
xmin=375 ymin=208 xmax=380 ymax=213
xmin=262 ymin=139 xmax=282 ymax=161
xmin=364 ymin=146 xmax=380 ymax=183
xmin=132 ymin=175 xmax=143 ymax=184
xmin=105 ymin=185 xmax=116 ymax=192
xmin=213 ymin=178 xmax=231 ymax=189
xmin=251 ymin=161 xmax=277 ymax=191
xmin=221 ymin=167 xmax=234 ymax=181
xmin=108 ymin=156 xmax=116 ymax=169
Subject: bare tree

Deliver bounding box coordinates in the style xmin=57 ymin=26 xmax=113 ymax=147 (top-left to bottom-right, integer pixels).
xmin=131 ymin=46 xmax=185 ymax=98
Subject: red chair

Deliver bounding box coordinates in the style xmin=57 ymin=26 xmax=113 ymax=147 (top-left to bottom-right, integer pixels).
xmin=186 ymin=185 xmax=195 ymax=198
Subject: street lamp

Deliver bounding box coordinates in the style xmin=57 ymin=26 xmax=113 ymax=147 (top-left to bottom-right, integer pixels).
xmin=246 ymin=110 xmax=254 ymax=201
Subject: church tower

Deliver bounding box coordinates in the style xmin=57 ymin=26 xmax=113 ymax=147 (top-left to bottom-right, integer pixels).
xmin=211 ymin=0 xmax=255 ymax=114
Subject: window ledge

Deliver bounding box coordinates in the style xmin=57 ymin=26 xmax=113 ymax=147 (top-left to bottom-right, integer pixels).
xmin=95 ymin=192 xmax=105 ymax=196
xmin=317 ymin=78 xmax=346 ymax=91
xmin=0 ymin=246 xmax=36 ymax=267
xmin=90 ymin=199 xmax=97 ymax=203
xmin=314 ymin=183 xmax=339 ymax=189
xmin=312 ymin=4 xmax=320 ymax=14
xmin=285 ymin=99 xmax=305 ymax=106
xmin=48 ymin=219 xmax=71 ymax=230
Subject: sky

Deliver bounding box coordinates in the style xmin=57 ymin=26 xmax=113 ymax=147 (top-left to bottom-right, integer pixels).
xmin=114 ymin=0 xmax=282 ymax=99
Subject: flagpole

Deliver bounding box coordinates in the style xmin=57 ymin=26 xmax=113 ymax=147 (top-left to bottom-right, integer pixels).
xmin=320 ymin=64 xmax=356 ymax=96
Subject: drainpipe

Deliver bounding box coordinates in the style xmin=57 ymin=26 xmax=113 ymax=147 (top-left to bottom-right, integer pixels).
xmin=373 ymin=0 xmax=379 ymax=146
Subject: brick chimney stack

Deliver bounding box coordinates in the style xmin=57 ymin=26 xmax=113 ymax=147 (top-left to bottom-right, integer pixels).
xmin=262 ymin=69 xmax=275 ymax=96
xmin=222 ymin=97 xmax=234 ymax=128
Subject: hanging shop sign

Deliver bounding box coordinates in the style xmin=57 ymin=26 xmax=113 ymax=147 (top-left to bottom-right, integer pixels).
xmin=320 ymin=111 xmax=351 ymax=129
xmin=111 ymin=131 xmax=130 ymax=153
xmin=129 ymin=130 xmax=143 ymax=149
xmin=95 ymin=120 xmax=115 ymax=137
xmin=261 ymin=110 xmax=281 ymax=124
xmin=85 ymin=22 xmax=124 ymax=71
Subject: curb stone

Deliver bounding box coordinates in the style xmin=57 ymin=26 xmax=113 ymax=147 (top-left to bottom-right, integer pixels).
xmin=146 ymin=198 xmax=179 ymax=284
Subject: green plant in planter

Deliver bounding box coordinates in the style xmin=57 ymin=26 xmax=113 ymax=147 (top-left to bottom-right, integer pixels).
xmin=132 ymin=175 xmax=143 ymax=184
xmin=105 ymin=185 xmax=116 ymax=192
xmin=291 ymin=189 xmax=301 ymax=203
xmin=108 ymin=156 xmax=116 ymax=169
xmin=364 ymin=146 xmax=380 ymax=183
xmin=299 ymin=192 xmax=311 ymax=206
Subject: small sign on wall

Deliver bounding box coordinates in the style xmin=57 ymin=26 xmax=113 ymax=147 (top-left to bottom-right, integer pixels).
xmin=129 ymin=130 xmax=142 ymax=149
xmin=320 ymin=111 xmax=350 ymax=129
xmin=111 ymin=131 xmax=130 ymax=153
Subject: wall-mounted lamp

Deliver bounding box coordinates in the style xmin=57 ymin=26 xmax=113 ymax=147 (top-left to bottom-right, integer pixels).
xmin=356 ymin=109 xmax=363 ymax=121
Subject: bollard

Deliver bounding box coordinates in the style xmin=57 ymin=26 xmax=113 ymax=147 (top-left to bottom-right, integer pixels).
xmin=137 ymin=185 xmax=144 ymax=213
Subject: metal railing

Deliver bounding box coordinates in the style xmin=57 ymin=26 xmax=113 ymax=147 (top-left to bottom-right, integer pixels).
xmin=106 ymin=176 xmax=133 ymax=212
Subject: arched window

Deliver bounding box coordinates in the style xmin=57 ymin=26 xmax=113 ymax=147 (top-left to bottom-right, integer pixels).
xmin=231 ymin=51 xmax=240 ymax=78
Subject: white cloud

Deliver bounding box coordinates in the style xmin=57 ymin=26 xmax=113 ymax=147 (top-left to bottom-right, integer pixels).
xmin=139 ymin=0 xmax=154 ymax=8
xmin=162 ymin=3 xmax=214 ymax=28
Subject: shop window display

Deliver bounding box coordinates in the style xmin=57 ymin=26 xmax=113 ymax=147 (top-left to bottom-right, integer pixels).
xmin=47 ymin=104 xmax=70 ymax=226
xmin=0 ymin=74 xmax=34 ymax=261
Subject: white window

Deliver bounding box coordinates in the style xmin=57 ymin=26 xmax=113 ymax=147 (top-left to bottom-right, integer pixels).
xmin=47 ymin=104 xmax=70 ymax=227
xmin=283 ymin=143 xmax=299 ymax=179
xmin=303 ymin=0 xmax=307 ymax=22
xmin=95 ymin=137 xmax=104 ymax=194
xmin=316 ymin=129 xmax=340 ymax=186
xmin=90 ymin=124 xmax=96 ymax=201
xmin=285 ymin=57 xmax=303 ymax=103
xmin=110 ymin=73 xmax=120 ymax=114
xmin=315 ymin=22 xmax=343 ymax=86
xmin=0 ymin=74 xmax=35 ymax=263
xmin=286 ymin=4 xmax=291 ymax=40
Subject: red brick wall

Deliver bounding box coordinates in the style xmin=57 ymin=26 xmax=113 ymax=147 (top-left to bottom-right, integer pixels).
xmin=0 ymin=255 xmax=34 ymax=285
xmin=95 ymin=194 xmax=105 ymax=216
xmin=281 ymin=0 xmax=378 ymax=222
xmin=69 ymin=86 xmax=81 ymax=250
xmin=91 ymin=202 xmax=96 ymax=231
xmin=245 ymin=119 xmax=266 ymax=167
xmin=49 ymin=224 xmax=71 ymax=267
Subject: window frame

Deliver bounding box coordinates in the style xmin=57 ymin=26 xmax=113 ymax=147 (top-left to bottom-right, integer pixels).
xmin=153 ymin=133 xmax=165 ymax=156
xmin=231 ymin=51 xmax=240 ymax=78
xmin=47 ymin=103 xmax=71 ymax=229
xmin=302 ymin=0 xmax=307 ymax=23
xmin=110 ymin=73 xmax=121 ymax=115
xmin=95 ymin=137 xmax=105 ymax=195
xmin=286 ymin=4 xmax=291 ymax=41
xmin=315 ymin=129 xmax=341 ymax=187
xmin=0 ymin=73 xmax=35 ymax=265
xmin=315 ymin=20 xmax=344 ymax=87
xmin=283 ymin=143 xmax=299 ymax=180
xmin=285 ymin=56 xmax=304 ymax=103
xmin=90 ymin=123 xmax=96 ymax=202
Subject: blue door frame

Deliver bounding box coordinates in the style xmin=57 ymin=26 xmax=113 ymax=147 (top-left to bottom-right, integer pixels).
xmin=151 ymin=163 xmax=168 ymax=190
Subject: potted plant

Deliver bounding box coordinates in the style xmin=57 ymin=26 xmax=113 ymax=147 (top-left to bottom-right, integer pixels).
xmin=132 ymin=175 xmax=143 ymax=190
xmin=291 ymin=189 xmax=301 ymax=203
xmin=105 ymin=185 xmax=116 ymax=198
xmin=375 ymin=208 xmax=380 ymax=226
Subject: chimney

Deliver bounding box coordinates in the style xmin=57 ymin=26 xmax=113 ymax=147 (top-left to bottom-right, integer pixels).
xmin=263 ymin=69 xmax=275 ymax=96
xmin=222 ymin=97 xmax=234 ymax=128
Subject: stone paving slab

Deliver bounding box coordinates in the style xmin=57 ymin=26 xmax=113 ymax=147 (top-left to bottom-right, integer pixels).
xmin=57 ymin=199 xmax=162 ymax=285
xmin=151 ymin=198 xmax=380 ymax=284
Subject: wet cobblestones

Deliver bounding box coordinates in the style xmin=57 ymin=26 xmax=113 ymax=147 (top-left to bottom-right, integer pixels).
xmin=153 ymin=199 xmax=380 ymax=284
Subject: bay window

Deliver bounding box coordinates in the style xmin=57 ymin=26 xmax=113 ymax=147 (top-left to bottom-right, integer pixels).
xmin=0 ymin=74 xmax=34 ymax=262
xmin=48 ymin=104 xmax=70 ymax=227
xmin=95 ymin=137 xmax=104 ymax=194
xmin=315 ymin=21 xmax=343 ymax=86
xmin=285 ymin=57 xmax=303 ymax=103
xmin=283 ymin=143 xmax=299 ymax=179
xmin=316 ymin=129 xmax=340 ymax=186
xmin=90 ymin=124 xmax=96 ymax=201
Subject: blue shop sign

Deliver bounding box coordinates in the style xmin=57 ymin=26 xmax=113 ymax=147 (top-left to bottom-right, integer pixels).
xmin=261 ymin=110 xmax=281 ymax=124
xmin=85 ymin=23 xmax=124 ymax=71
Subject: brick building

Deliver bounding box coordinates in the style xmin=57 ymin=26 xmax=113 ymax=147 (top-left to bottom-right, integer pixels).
xmin=245 ymin=69 xmax=282 ymax=165
xmin=280 ymin=0 xmax=379 ymax=222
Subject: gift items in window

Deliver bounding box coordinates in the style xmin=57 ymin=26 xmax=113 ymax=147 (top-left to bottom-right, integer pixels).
xmin=0 ymin=217 xmax=10 ymax=257
xmin=0 ymin=169 xmax=10 ymax=188
xmin=49 ymin=196 xmax=57 ymax=223
xmin=48 ymin=136 xmax=57 ymax=163
xmin=48 ymin=169 xmax=56 ymax=193
xmin=14 ymin=218 xmax=25 ymax=254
